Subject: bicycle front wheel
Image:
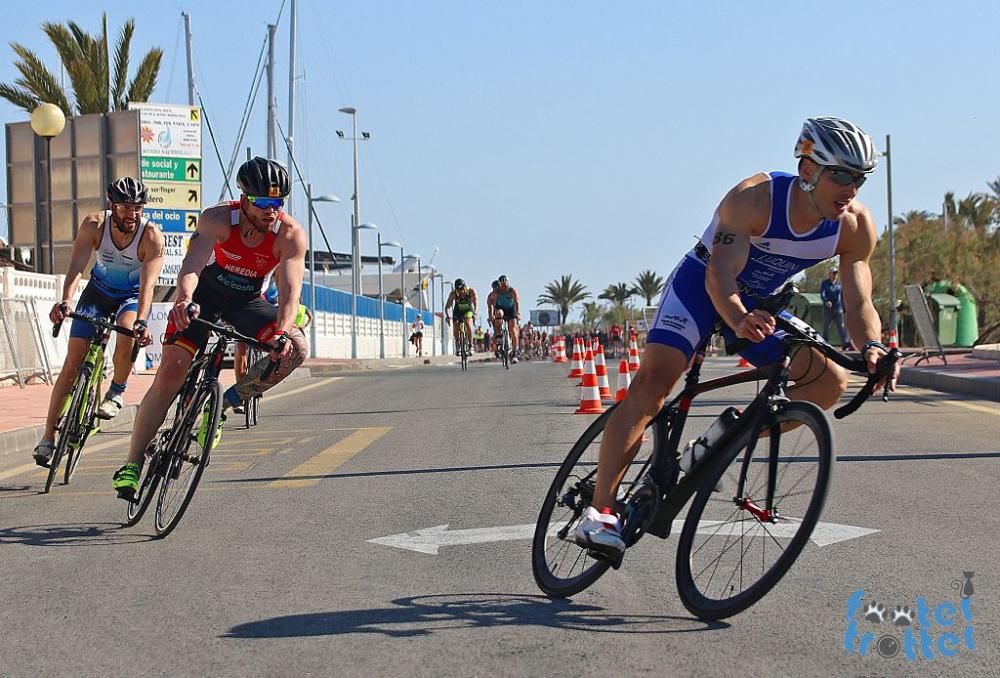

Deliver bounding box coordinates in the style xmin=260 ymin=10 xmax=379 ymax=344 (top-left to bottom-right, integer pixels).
xmin=153 ymin=381 xmax=221 ymax=537
xmin=675 ymin=401 xmax=833 ymax=620
xmin=532 ymin=405 xmax=665 ymax=597
xmin=65 ymin=374 xmax=101 ymax=485
xmin=46 ymin=372 xmax=89 ymax=493
xmin=124 ymin=440 xmax=165 ymax=527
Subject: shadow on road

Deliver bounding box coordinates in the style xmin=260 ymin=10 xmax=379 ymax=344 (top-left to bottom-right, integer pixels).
xmin=223 ymin=593 xmax=728 ymax=639
xmin=0 ymin=521 xmax=154 ymax=546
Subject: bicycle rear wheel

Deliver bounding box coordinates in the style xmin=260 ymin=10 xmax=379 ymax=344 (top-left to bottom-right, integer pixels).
xmin=675 ymin=401 xmax=832 ymax=620
xmin=532 ymin=405 xmax=665 ymax=597
xmin=245 ymin=348 xmax=262 ymax=428
xmin=153 ymin=381 xmax=221 ymax=537
xmin=124 ymin=437 xmax=166 ymax=527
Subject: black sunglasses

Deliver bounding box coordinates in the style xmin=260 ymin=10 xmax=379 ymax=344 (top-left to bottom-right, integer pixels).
xmin=825 ymin=167 xmax=867 ymax=188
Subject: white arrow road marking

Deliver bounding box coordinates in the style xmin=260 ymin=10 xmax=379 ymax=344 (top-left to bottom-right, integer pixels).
xmin=368 ymin=519 xmax=879 ymax=555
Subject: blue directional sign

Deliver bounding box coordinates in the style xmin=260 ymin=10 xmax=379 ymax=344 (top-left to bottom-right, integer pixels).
xmin=143 ymin=208 xmax=200 ymax=233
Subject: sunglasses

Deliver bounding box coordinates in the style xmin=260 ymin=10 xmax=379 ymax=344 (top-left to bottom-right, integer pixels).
xmin=825 ymin=167 xmax=867 ymax=188
xmin=247 ymin=196 xmax=285 ymax=210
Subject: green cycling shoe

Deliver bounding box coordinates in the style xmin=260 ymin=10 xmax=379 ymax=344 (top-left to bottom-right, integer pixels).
xmin=113 ymin=462 xmax=141 ymax=500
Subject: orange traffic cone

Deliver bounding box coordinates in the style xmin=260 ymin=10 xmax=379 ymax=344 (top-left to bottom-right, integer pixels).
xmin=628 ymin=338 xmax=641 ymax=374
xmin=591 ymin=337 xmax=599 ymax=354
xmin=575 ymin=348 xmax=605 ymax=414
xmin=738 ymin=356 xmax=751 ymax=368
xmin=594 ymin=344 xmax=612 ymax=400
xmin=553 ymin=336 xmax=568 ymax=363
xmin=615 ymin=358 xmax=631 ymax=402
xmin=568 ymin=338 xmax=584 ymax=378
xmin=887 ymin=328 xmax=898 ymax=350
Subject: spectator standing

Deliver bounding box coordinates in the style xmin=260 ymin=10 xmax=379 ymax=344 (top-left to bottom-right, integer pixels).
xmin=820 ymin=266 xmax=852 ymax=349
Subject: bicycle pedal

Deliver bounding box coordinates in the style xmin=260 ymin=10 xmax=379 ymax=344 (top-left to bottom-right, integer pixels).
xmin=116 ymin=487 xmax=136 ymax=501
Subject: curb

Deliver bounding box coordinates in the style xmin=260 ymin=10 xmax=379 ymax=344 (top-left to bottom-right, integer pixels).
xmin=0 ymin=366 xmax=313 ymax=460
xmin=899 ymin=367 xmax=1000 ymax=402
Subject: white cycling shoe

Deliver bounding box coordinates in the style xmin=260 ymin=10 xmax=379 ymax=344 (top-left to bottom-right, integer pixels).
xmin=97 ymin=393 xmax=124 ymax=420
xmin=574 ymin=506 xmax=625 ymax=554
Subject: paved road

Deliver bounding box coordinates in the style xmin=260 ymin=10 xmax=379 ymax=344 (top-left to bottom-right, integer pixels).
xmin=1 ymin=358 xmax=997 ymax=677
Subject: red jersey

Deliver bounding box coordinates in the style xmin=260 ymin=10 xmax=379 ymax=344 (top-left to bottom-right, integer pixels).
xmin=201 ymin=201 xmax=283 ymax=298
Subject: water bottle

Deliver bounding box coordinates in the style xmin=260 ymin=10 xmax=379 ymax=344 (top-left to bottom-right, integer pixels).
xmin=680 ymin=406 xmax=741 ymax=473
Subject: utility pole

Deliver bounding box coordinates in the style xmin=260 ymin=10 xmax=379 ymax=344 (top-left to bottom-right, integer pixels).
xmin=286 ymin=0 xmax=297 ymax=215
xmin=183 ymin=13 xmax=196 ymax=106
xmin=885 ymin=134 xmax=897 ymax=347
xmin=266 ymin=24 xmax=278 ymax=159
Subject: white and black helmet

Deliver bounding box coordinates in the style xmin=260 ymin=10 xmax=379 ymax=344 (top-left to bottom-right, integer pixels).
xmin=794 ymin=117 xmax=878 ymax=174
xmin=106 ymin=177 xmax=148 ymax=204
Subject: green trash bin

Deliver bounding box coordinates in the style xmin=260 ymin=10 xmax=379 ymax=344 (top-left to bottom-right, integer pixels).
xmin=789 ymin=292 xmax=846 ymax=345
xmin=927 ymin=293 xmax=959 ymax=346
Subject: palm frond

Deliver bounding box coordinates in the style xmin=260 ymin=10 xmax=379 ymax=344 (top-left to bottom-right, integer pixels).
xmin=126 ymin=48 xmax=162 ymax=104
xmin=111 ymin=18 xmax=134 ymax=110
xmin=98 ymin=13 xmax=110 ymax=111
xmin=9 ymin=43 xmax=71 ymax=114
xmin=0 ymin=82 xmax=40 ymax=113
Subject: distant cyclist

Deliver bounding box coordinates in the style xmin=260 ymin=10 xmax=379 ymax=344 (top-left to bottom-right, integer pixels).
xmin=410 ymin=315 xmax=425 ymax=356
xmin=491 ymin=275 xmax=521 ymax=363
xmin=444 ymin=279 xmax=478 ymax=353
xmin=33 ymin=178 xmax=164 ymax=467
xmin=112 ymin=157 xmax=308 ymax=499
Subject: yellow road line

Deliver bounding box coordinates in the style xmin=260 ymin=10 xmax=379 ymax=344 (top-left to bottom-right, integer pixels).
xmin=265 ymin=377 xmax=341 ymax=401
xmin=940 ymin=399 xmax=1000 ymax=417
xmin=268 ymin=427 xmax=391 ymax=489
xmin=0 ymin=462 xmax=44 ymax=482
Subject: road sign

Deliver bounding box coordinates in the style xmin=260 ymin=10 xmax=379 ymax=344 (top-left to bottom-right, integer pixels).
xmin=157 ymin=232 xmax=193 ymax=286
xmin=140 ymin=156 xmax=200 ymax=182
xmin=144 ymin=208 xmax=200 ymax=234
xmin=130 ymin=102 xmax=202 ymax=159
xmin=146 ymin=181 xmax=201 ymax=209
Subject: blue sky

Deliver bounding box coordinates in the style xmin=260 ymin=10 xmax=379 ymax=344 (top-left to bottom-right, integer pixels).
xmin=3 ymin=1 xmax=998 ymax=320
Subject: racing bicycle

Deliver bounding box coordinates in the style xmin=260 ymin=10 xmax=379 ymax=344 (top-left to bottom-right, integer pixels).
xmin=531 ymin=284 xmax=900 ymax=620
xmin=47 ymin=311 xmax=137 ymax=493
xmin=123 ymin=311 xmax=281 ymax=537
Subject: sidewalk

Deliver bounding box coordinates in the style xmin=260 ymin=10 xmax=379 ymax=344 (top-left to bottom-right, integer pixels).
xmin=898 ymin=346 xmax=1000 ymax=401
xmin=0 ymin=352 xmax=480 ymax=458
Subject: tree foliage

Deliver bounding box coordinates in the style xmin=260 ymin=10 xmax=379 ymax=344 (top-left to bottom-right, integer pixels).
xmin=632 ymin=269 xmax=665 ymax=306
xmin=537 ymin=275 xmax=590 ymax=325
xmin=0 ymin=13 xmax=162 ymax=116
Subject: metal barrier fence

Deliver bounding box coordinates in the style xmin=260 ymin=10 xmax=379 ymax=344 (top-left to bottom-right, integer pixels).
xmin=0 ymin=297 xmax=55 ymax=388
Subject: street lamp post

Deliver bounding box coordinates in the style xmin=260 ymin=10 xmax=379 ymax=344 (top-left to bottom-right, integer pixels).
xmin=352 ymin=221 xmax=378 ymax=358
xmin=883 ymin=133 xmax=897 ymax=346
xmin=306 ymin=183 xmax=339 ymax=358
xmin=405 ymin=252 xmax=421 ymax=358
xmin=337 ymin=106 xmax=371 ymax=359
xmin=378 ymin=235 xmax=402 ymax=359
xmin=430 ymin=272 xmax=440 ymax=356
xmin=30 ymin=103 xmax=66 ymax=274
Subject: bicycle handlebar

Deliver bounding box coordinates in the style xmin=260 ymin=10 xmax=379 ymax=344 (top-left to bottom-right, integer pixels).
xmin=53 ymin=310 xmax=142 ymax=363
xmin=725 ymin=282 xmax=902 ymax=420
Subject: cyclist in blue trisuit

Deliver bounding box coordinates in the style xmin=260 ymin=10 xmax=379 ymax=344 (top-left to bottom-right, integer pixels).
xmin=576 ymin=117 xmax=900 ymax=555
xmin=489 ymin=275 xmax=521 ymax=364
xmin=33 ymin=178 xmax=164 ymax=467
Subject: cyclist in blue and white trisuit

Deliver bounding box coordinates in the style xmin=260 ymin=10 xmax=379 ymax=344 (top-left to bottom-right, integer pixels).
xmin=33 ymin=178 xmax=164 ymax=466
xmin=576 ymin=117 xmax=900 ymax=555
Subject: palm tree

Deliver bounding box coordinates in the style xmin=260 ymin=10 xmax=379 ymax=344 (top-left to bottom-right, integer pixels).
xmin=599 ymin=282 xmax=634 ymax=305
xmin=0 ymin=13 xmax=162 ymax=116
xmin=537 ymin=275 xmax=590 ymax=325
xmin=632 ymin=269 xmax=665 ymax=306
xmin=580 ymin=302 xmax=604 ymax=328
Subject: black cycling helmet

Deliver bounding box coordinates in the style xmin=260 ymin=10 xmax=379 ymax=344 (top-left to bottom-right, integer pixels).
xmin=454 ymin=278 xmax=466 ymax=289
xmin=498 ymin=274 xmax=509 ymax=285
xmin=106 ymin=177 xmax=148 ymax=204
xmin=491 ymin=280 xmax=499 ymax=290
xmin=237 ymin=156 xmax=291 ymax=198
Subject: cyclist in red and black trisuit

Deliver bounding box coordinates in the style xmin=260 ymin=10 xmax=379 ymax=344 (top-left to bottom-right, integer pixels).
xmin=112 ymin=157 xmax=309 ymax=498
